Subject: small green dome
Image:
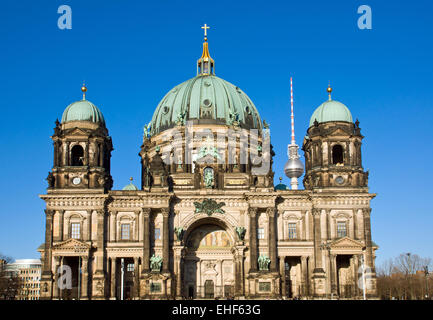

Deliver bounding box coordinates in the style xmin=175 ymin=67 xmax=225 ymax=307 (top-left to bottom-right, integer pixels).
xmin=309 ymin=100 xmax=353 ymax=127
xmin=149 ymin=75 xmax=262 ymax=135
xmin=61 ymin=100 xmax=105 ymax=125
xmin=274 ymin=183 xmax=288 ymax=191
xmin=122 ymin=182 xmax=139 ymax=191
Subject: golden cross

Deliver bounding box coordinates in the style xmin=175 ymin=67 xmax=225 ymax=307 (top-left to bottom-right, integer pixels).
xmin=201 ymin=23 xmax=210 ymax=37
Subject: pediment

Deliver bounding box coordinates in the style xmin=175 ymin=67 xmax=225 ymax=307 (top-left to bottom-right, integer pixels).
xmin=329 ymin=236 xmax=364 ymax=249
xmin=65 ymin=127 xmax=90 ymax=136
xmin=196 ymin=153 xmax=218 ymax=164
xmin=327 ymin=127 xmax=350 ymax=137
xmin=52 ymin=238 xmax=91 ymax=251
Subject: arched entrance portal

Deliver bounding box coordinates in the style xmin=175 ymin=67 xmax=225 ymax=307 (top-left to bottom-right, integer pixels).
xmin=184 ymin=222 xmax=235 ymax=299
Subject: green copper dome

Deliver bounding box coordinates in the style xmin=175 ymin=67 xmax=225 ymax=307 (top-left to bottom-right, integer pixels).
xmin=122 ymin=182 xmax=139 ymax=191
xmin=149 ymin=75 xmax=262 ymax=135
xmin=309 ymin=99 xmax=353 ymax=127
xmin=61 ymin=100 xmax=105 ymax=125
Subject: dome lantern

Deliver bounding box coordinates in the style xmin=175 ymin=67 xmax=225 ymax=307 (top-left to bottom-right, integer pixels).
xmin=308 ymin=85 xmax=353 ymax=127
xmin=197 ymin=24 xmax=215 ymax=76
xmin=61 ymin=84 xmax=106 ymax=125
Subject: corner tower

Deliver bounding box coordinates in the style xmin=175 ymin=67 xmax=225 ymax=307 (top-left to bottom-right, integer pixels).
xmin=47 ymin=84 xmax=113 ymax=191
xmin=302 ymin=85 xmax=367 ymax=189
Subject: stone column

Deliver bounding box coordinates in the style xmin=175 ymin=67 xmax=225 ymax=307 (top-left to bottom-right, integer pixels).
xmin=363 ymin=208 xmax=374 ymax=271
xmin=313 ymin=209 xmax=323 ymax=271
xmin=62 ymin=142 xmax=68 ymax=166
xmin=141 ymin=208 xmax=151 ymax=273
xmin=92 ymin=210 xmax=106 ymax=299
xmin=86 ymin=210 xmax=92 ymax=241
xmin=312 ymin=208 xmax=326 ymax=296
xmin=59 ymin=256 xmax=64 ymax=300
xmin=267 ymin=207 xmax=277 ymax=271
xmin=162 ymin=208 xmax=170 ymax=273
xmin=248 ymin=207 xmax=258 ymax=272
xmin=53 ymin=141 xmax=58 ymax=167
xmin=99 ymin=143 xmax=104 ymax=167
xmin=218 ymin=260 xmax=223 ymax=297
xmin=301 ymin=256 xmax=308 ymax=296
xmin=239 ymin=250 xmax=245 ymax=296
xmin=41 ymin=209 xmax=54 ymax=299
xmin=134 ymin=211 xmax=140 ymax=242
xmin=173 ymin=246 xmax=184 ymax=298
xmin=279 ymin=257 xmax=286 ymax=297
xmin=81 ymin=257 xmax=89 ymax=299
xmin=110 ymin=258 xmax=116 ymax=299
xmin=84 ymin=143 xmax=89 ymax=166
xmin=353 ymin=255 xmax=359 ymax=296
xmin=361 ymin=207 xmax=377 ymax=295
xmin=330 ymin=254 xmax=337 ymax=296
xmin=53 ymin=256 xmax=61 ymax=299
xmin=58 ymin=210 xmax=65 ymax=241
xmin=198 ymin=260 xmax=202 ymax=298
xmin=109 ymin=210 xmax=116 ymax=242
xmin=134 ymin=257 xmax=139 ymax=299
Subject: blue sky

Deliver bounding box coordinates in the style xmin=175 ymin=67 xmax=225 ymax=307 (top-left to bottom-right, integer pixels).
xmin=0 ymin=0 xmax=432 ymax=267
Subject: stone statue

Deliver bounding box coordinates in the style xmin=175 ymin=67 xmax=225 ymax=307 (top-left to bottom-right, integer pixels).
xmin=203 ymin=167 xmax=214 ymax=188
xmin=143 ymin=123 xmax=151 ymax=140
xmin=258 ymin=255 xmax=271 ymax=271
xmin=228 ymin=109 xmax=240 ymax=126
xmin=235 ymin=227 xmax=246 ymax=241
xmin=150 ymin=254 xmax=163 ymax=272
xmin=175 ymin=110 xmax=187 ymax=126
xmin=46 ymin=172 xmax=54 ymax=188
xmin=174 ymin=227 xmax=184 ymax=241
xmin=365 ymin=170 xmax=369 ymax=186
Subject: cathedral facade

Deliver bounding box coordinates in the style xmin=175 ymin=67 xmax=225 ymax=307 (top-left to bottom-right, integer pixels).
xmin=39 ymin=29 xmax=377 ymax=300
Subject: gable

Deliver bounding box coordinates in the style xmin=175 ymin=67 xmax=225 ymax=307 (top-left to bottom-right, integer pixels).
xmin=329 ymin=236 xmax=364 ymax=249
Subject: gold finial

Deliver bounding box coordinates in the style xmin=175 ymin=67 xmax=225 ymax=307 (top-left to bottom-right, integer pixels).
xmin=81 ymin=82 xmax=87 ymax=100
xmin=201 ymin=23 xmax=210 ymax=41
xmin=197 ymin=24 xmax=214 ymax=75
xmin=279 ymin=177 xmax=283 ymax=183
xmin=327 ymin=81 xmax=332 ymax=101
xmin=130 ymin=177 xmax=133 ymax=182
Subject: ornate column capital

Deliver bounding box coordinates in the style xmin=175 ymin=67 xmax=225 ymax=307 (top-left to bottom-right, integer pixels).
xmin=161 ymin=208 xmax=170 ymax=217
xmin=96 ymin=210 xmax=105 ymax=217
xmin=312 ymin=208 xmax=321 ymax=216
xmin=44 ymin=209 xmax=54 ymax=217
xmin=141 ymin=208 xmax=151 ymax=217
xmin=362 ymin=207 xmax=372 ymax=216
xmin=265 ymin=207 xmax=276 ymax=218
xmin=248 ymin=207 xmax=257 ymax=217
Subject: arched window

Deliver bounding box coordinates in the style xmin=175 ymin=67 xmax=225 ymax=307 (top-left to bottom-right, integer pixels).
xmin=332 ymin=144 xmax=344 ymax=165
xmin=71 ymin=145 xmax=84 ymax=166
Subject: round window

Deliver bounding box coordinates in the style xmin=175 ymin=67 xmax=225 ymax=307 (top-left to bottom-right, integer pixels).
xmin=335 ymin=176 xmax=345 ymax=185
xmin=162 ymin=106 xmax=170 ymax=114
xmin=202 ymin=99 xmax=212 ymax=107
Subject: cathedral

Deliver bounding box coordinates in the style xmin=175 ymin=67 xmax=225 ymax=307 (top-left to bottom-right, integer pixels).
xmin=39 ymin=26 xmax=378 ymax=300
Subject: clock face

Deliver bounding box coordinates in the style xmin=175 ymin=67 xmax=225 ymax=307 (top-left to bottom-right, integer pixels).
xmin=72 ymin=177 xmax=81 ymax=185
xmin=335 ymin=176 xmax=344 ymax=185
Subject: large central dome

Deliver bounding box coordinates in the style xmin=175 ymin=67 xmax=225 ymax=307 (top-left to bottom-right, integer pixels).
xmin=150 ymin=74 xmax=263 ymax=135
xmin=149 ymin=33 xmax=262 ymax=136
